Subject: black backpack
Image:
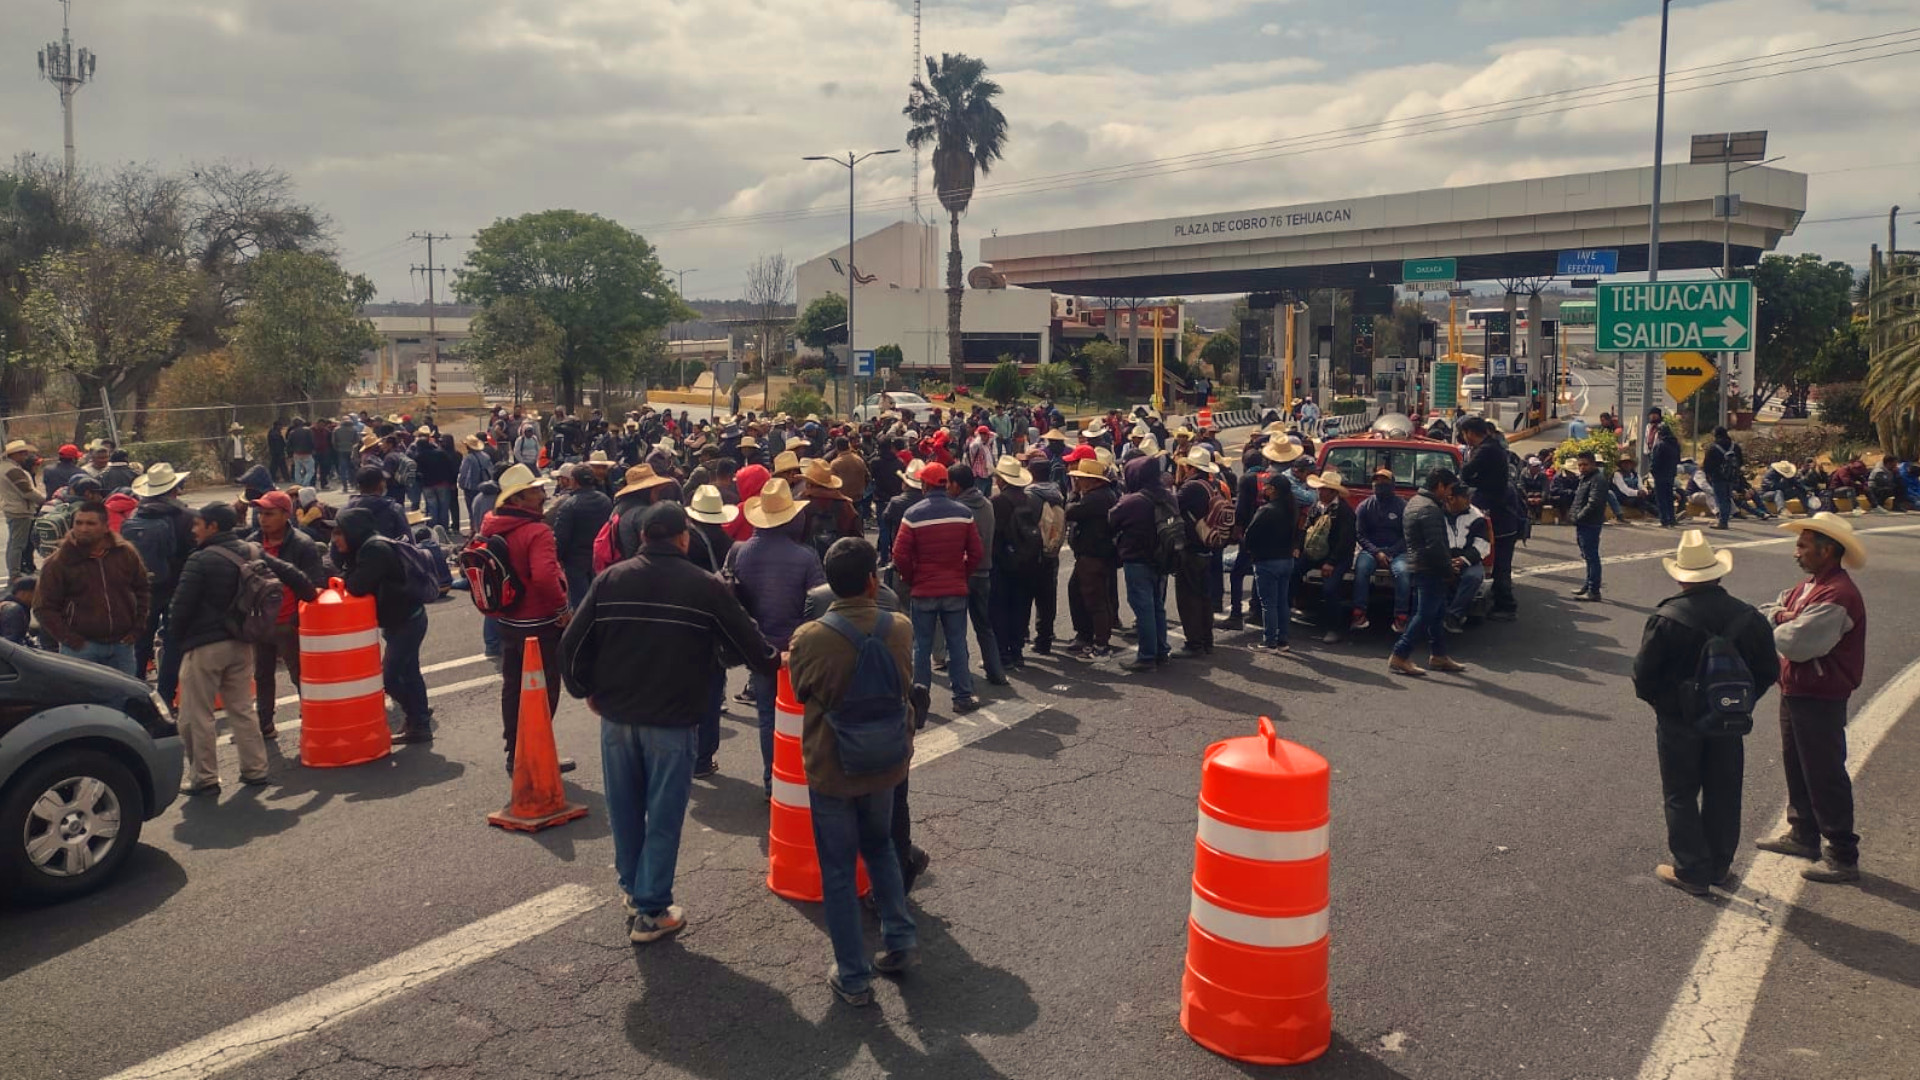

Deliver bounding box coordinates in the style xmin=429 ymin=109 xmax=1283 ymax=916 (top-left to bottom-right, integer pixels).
xmin=1658 ymin=605 xmax=1759 ymax=737
xmin=121 ymin=511 xmax=181 ymax=590
xmin=1003 ymin=492 xmax=1046 ymax=574
xmin=209 ymin=543 xmax=284 ymax=645
xmin=1149 ymin=498 xmax=1187 ymax=575
xmin=816 ymin=611 xmax=912 ymax=776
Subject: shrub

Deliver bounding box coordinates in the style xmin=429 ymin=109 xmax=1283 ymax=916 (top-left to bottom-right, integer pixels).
xmin=982 ymin=360 xmax=1024 ymax=404
xmin=1816 ymin=382 xmax=1875 ymax=443
xmin=1738 ymin=423 xmax=1846 ymax=472
xmin=1329 ymin=396 xmax=1369 ymax=417
xmin=1026 ymin=361 xmax=1081 ymax=402
xmin=1553 ymin=429 xmax=1621 ymax=476
xmin=776 ymin=386 xmax=829 ymax=419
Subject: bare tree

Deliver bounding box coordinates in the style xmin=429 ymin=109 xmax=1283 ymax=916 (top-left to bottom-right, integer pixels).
xmin=744 ymin=253 xmax=793 ymax=374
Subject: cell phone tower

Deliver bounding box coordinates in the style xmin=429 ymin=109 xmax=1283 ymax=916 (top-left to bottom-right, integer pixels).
xmin=37 ymin=0 xmax=99 ymax=179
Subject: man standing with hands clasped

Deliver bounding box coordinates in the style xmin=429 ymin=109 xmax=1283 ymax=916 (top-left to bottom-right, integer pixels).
xmin=1755 ymin=513 xmax=1869 ymax=884
xmin=1632 ymin=529 xmax=1777 ymax=894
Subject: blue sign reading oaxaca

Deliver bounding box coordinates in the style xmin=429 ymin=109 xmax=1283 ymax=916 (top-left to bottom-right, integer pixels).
xmin=1557 ymin=249 xmax=1618 ymax=276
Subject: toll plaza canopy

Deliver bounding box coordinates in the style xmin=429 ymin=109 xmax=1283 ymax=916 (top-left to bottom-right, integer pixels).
xmin=978 ymin=163 xmax=1806 ymax=297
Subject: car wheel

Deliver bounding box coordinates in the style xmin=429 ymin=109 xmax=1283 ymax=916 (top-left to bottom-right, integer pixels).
xmin=0 ymin=749 xmax=146 ymax=904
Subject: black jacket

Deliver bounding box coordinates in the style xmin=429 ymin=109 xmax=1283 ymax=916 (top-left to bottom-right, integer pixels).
xmin=552 ymin=486 xmax=612 ymax=579
xmin=413 ymin=442 xmax=458 ymax=488
xmin=1631 ymin=583 xmax=1778 ymax=724
xmin=346 ymin=493 xmax=410 ymax=541
xmin=168 ymin=532 xmax=319 ymax=653
xmin=560 ymin=541 xmax=778 ymax=725
xmin=1462 ymin=435 xmax=1520 ymax=536
xmin=1402 ymin=489 xmax=1452 ymax=575
xmin=1240 ymin=488 xmax=1297 ymax=562
xmin=1647 ymin=435 xmax=1681 ymax=479
xmin=1570 ymin=470 xmax=1608 ymax=526
xmin=1305 ymin=496 xmax=1356 ymax=571
xmin=335 ymin=507 xmax=423 ymax=629
xmin=1065 ymin=482 xmax=1118 ymax=559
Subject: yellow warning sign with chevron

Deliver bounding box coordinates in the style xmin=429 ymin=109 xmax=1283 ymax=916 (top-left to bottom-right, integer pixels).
xmin=1663 ymin=351 xmax=1718 ymax=403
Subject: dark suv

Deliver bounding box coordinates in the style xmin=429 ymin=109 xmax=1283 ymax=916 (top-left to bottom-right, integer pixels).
xmin=0 ymin=640 xmax=183 ymax=903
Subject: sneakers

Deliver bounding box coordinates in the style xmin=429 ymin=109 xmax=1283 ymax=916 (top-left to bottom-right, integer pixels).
xmin=1247 ymin=641 xmax=1274 ymax=652
xmin=1214 ymin=614 xmax=1245 ymax=631
xmin=874 ymin=948 xmax=919 ymax=976
xmin=692 ymin=759 xmax=719 ymax=779
xmin=179 ymin=781 xmax=221 ymax=797
xmin=1391 ymin=615 xmax=1409 ymax=634
xmin=1573 ymin=591 xmax=1603 ymax=603
xmin=732 ymin=688 xmax=756 ymax=705
xmin=828 ymin=968 xmax=874 ymax=1007
xmin=1442 ymin=615 xmax=1465 ymax=634
xmin=239 ymin=773 xmax=272 ymax=787
xmin=630 ymin=904 xmax=687 ymax=943
xmin=1754 ymin=832 xmax=1821 ymax=860
xmin=1122 ymin=657 xmax=1155 ymax=672
xmin=1656 ymin=864 xmax=1709 ymax=896
xmin=909 ymin=685 xmax=931 ymax=731
xmin=951 ymin=696 xmax=981 ymax=715
xmin=1349 ymin=610 xmax=1370 ymax=632
xmin=393 ymin=726 xmax=434 ymax=745
xmin=1801 ymin=854 xmax=1861 ymax=884
xmin=1320 ymin=630 xmax=1343 ymax=645
xmin=1571 ymin=587 xmax=1591 ymax=599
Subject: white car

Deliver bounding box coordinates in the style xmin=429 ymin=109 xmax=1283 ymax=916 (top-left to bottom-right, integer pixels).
xmin=854 ymin=391 xmax=938 ymax=424
xmin=1462 ymin=373 xmax=1486 ymax=403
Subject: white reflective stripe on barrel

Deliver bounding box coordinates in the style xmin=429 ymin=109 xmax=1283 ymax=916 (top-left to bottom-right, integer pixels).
xmin=1197 ymin=810 xmax=1329 ymax=863
xmin=1190 ymin=892 xmax=1329 ymax=950
xmin=775 ymin=708 xmax=803 ymax=738
xmin=299 ymin=628 xmax=381 ymax=654
xmin=300 ymin=675 xmax=386 ymax=702
xmin=770 ymin=776 xmax=812 ymax=809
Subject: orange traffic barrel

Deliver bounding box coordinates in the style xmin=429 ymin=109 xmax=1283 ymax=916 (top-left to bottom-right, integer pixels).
xmin=1198 ymin=406 xmax=1214 ymax=430
xmin=1181 ymin=715 xmax=1331 ymax=1065
xmin=297 ymin=578 xmax=391 ymax=768
xmin=766 ymin=664 xmax=868 ymax=901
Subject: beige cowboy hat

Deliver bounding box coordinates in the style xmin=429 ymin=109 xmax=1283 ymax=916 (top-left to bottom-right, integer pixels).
xmin=1780 ymin=511 xmax=1868 ymax=569
xmin=587 ymin=450 xmax=614 ymax=466
xmin=1129 ymin=422 xmax=1151 ymax=440
xmin=1263 ymin=421 xmax=1291 ymax=435
xmin=739 ymin=435 xmax=760 ymax=450
xmin=615 ymin=464 xmax=672 ymax=498
xmin=771 ymin=450 xmax=803 ymax=476
xmin=743 ymin=477 xmax=809 ymax=529
xmin=130 ymin=461 xmax=189 ymax=496
xmin=1306 ymin=469 xmax=1348 ymax=494
xmin=1081 ymin=423 xmax=1106 ymax=441
xmin=359 ymin=433 xmax=382 ymax=452
xmin=464 ymin=435 xmax=485 ymax=451
xmin=686 ymin=484 xmax=740 ymax=526
xmin=1093 ymin=446 xmax=1115 ymax=469
xmin=1174 ymin=427 xmax=1196 ymax=439
xmin=802 ymin=458 xmax=844 ymax=490
xmin=1138 ymin=435 xmax=1161 ymax=457
xmin=1069 ymin=457 xmax=1113 ymax=483
xmin=901 ymin=458 xmax=926 ymax=490
xmin=1262 ymin=438 xmax=1304 ymax=465
xmin=87 ymin=438 xmax=112 ymax=451
xmin=993 ymin=454 xmax=1032 ymax=487
xmin=496 ymin=463 xmax=551 ymax=502
xmin=414 ymin=426 xmax=433 ymax=438
xmin=1040 ymin=428 xmax=1069 ymax=443
xmin=228 ymin=422 xmax=244 ymax=433
xmin=1663 ymin=528 xmax=1735 ymax=583
xmin=3 ymin=439 xmax=37 ymax=457
xmin=1770 ymin=460 xmax=1799 ymax=479
xmin=1181 ymin=446 xmax=1218 ymax=474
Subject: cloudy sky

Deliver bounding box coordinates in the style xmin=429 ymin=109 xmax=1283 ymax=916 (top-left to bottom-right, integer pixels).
xmin=2 ymin=0 xmax=1912 ymax=302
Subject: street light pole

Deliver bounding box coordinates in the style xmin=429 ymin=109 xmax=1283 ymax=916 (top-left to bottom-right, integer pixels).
xmin=804 ymin=149 xmax=899 ymax=417
xmin=667 ymin=267 xmax=697 ymax=389
xmin=1641 ymin=0 xmax=1673 ymax=448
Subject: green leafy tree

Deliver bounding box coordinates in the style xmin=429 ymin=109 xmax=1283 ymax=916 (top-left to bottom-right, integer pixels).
xmin=1809 ymin=318 xmax=1869 ymax=385
xmin=1864 ymin=255 xmax=1920 ymax=456
xmin=1026 ymin=361 xmax=1080 ymax=402
xmin=454 ymin=209 xmax=683 ymax=410
xmin=875 ymin=343 xmax=904 ymax=371
xmin=776 ymin=384 xmax=829 ymax=419
xmin=1080 ymin=340 xmax=1126 ymax=402
xmin=20 ymin=246 xmax=198 ymax=444
xmin=794 ymin=293 xmax=848 ymax=348
xmin=982 ymin=358 xmax=1022 ymax=404
xmin=227 ymin=250 xmax=377 ymax=409
xmin=1745 ymin=253 xmax=1856 ymax=412
xmin=1199 ymin=331 xmax=1239 ymax=381
xmin=466 ymin=294 xmax=563 ymax=407
xmin=905 ymin=53 xmax=1009 ymax=387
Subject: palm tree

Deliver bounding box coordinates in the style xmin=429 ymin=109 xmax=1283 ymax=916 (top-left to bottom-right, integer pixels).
xmin=1865 ymin=253 xmax=1920 ymax=456
xmin=904 ymin=53 xmax=1008 ymax=388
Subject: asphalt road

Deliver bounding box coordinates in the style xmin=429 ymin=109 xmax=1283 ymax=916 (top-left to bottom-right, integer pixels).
xmin=4 ymin=437 xmax=1919 ymax=1080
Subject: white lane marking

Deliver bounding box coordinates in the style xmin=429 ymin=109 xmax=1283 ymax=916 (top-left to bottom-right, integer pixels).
xmin=99 ymin=885 xmax=600 ymax=1080
xmin=915 ymin=697 xmax=1055 ymax=766
xmin=1515 ymin=523 xmax=1920 ymax=580
xmin=1635 ymin=656 xmax=1920 ymax=1080
xmin=217 ymin=669 xmax=500 ymax=746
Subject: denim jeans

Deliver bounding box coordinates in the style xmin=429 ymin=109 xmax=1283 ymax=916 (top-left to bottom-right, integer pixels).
xmin=60 ymin=640 xmax=138 ymax=678
xmin=337 ymin=451 xmax=357 ymax=491
xmin=811 ymin=787 xmax=916 ymax=994
xmin=1575 ymin=523 xmax=1603 ymax=593
xmin=482 ymin=615 xmax=501 ymax=658
xmin=382 ymin=609 xmax=432 ymax=727
xmin=292 ymin=454 xmax=316 ymax=487
xmin=912 ymin=596 xmax=974 ymax=702
xmin=1447 ymin=563 xmax=1486 ymax=619
xmin=1352 ymin=550 xmax=1412 ymax=616
xmin=1392 ymin=573 xmax=1450 ymax=660
xmin=751 ymin=666 xmax=779 ymax=793
xmin=699 ymin=671 xmax=724 ymax=767
xmin=1252 ymin=558 xmax=1294 ymax=647
xmin=1711 ymin=479 xmax=1733 ymax=527
xmin=1653 ymin=473 xmax=1676 ymax=526
xmin=423 ymin=485 xmax=454 ymax=532
xmin=601 ymin=720 xmax=697 ymax=916
xmin=1122 ymin=561 xmax=1169 ymax=661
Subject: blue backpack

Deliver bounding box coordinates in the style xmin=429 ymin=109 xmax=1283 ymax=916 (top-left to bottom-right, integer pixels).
xmin=817 ymin=611 xmax=912 ymax=776
xmin=1658 ymin=605 xmax=1758 ymax=737
xmin=120 ymin=511 xmax=179 ymax=590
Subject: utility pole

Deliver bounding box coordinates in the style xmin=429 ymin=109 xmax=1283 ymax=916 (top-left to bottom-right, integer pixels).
xmin=410 ymin=232 xmax=453 ymax=416
xmin=804 ymin=149 xmax=900 ymax=417
xmin=37 ymin=0 xmax=98 ymax=180
xmin=1640 ymin=0 xmax=1673 ymax=449
xmin=667 ymin=267 xmax=697 ymax=388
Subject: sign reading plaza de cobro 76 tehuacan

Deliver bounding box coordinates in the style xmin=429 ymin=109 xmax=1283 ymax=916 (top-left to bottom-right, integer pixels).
xmin=1595 ymin=280 xmax=1755 ymax=353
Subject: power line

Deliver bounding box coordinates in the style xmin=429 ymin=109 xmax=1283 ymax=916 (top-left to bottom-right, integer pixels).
xmin=635 ymin=31 xmax=1919 ymax=236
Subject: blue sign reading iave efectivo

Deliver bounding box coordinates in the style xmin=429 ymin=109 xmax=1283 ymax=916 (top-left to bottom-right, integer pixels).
xmin=1557 ymin=249 xmax=1618 ymax=276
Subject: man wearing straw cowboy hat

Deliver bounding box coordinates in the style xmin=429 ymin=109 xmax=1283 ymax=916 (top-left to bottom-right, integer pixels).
xmin=1632 ymin=530 xmax=1778 ymax=895
xmin=2 ymin=439 xmax=47 ymax=583
xmin=1755 ymin=512 xmax=1870 ymax=884
xmin=725 ymin=477 xmax=827 ymax=796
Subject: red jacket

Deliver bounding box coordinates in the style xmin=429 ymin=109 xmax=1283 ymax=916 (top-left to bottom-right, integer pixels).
xmin=1771 ymin=567 xmax=1866 ymax=700
xmin=891 ymin=491 xmax=981 ymax=598
xmin=481 ymin=504 xmax=568 ymax=627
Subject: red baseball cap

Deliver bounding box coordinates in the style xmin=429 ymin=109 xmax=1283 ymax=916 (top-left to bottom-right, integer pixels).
xmin=919 ymin=462 xmax=949 ymax=489
xmin=252 ymin=490 xmax=294 ymax=512
xmin=1064 ymin=445 xmax=1097 ymax=463
xmin=58 ymin=444 xmax=80 ymax=459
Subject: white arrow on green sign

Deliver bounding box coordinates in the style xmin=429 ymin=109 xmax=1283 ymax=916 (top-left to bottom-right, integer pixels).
xmin=1595 ymin=280 xmax=1754 ymax=352
xmin=1402 ymin=258 xmax=1457 ymax=283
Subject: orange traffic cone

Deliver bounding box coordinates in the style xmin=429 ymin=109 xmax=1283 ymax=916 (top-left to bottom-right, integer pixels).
xmin=487 ymin=638 xmax=588 ymax=832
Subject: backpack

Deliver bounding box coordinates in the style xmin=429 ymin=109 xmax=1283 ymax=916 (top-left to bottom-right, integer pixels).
xmin=1196 ymin=490 xmax=1236 ymax=550
xmin=389 ymin=538 xmax=445 ymax=605
xmin=458 ymin=533 xmax=522 ymax=615
xmin=816 ymin=611 xmax=912 ymax=776
xmin=1037 ymin=498 xmax=1067 ymax=559
xmin=122 ymin=512 xmax=179 ymax=591
xmin=1658 ymin=605 xmax=1758 ymax=737
xmin=209 ymin=543 xmax=284 ymax=645
xmin=1149 ymin=499 xmax=1187 ymax=574
xmin=31 ymin=501 xmax=78 ymax=557
xmin=591 ymin=511 xmax=623 ymax=574
xmin=1302 ymin=507 xmax=1334 ymax=562
xmin=1003 ymin=493 xmax=1046 ymax=573
xmin=805 ymin=504 xmax=842 ymax=561
xmin=392 ymin=453 xmax=418 ymax=489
